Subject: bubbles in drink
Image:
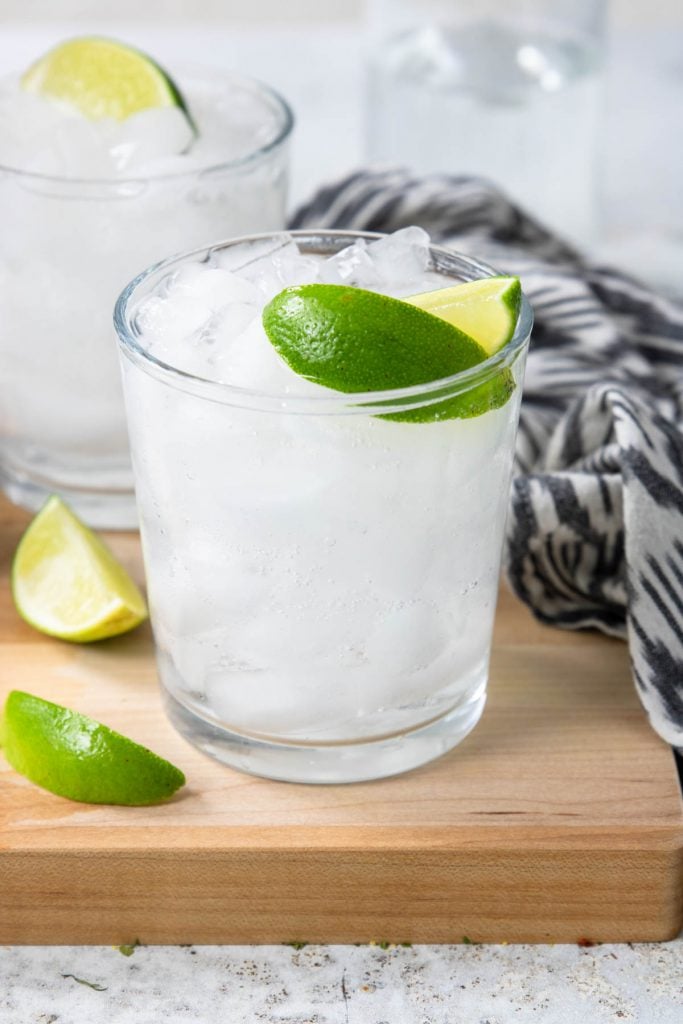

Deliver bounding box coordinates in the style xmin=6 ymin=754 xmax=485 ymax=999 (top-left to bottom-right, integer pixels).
xmin=124 ymin=231 xmax=524 ymax=745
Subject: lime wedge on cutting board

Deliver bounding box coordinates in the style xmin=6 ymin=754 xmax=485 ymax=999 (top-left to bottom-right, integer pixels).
xmin=12 ymin=495 xmax=147 ymax=642
xmin=0 ymin=690 xmax=185 ymax=805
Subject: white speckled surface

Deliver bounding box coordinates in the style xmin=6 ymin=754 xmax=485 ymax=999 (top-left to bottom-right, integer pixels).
xmin=2 ymin=940 xmax=682 ymax=1023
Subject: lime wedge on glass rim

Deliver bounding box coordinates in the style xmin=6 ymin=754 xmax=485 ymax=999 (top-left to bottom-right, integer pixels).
xmin=0 ymin=690 xmax=185 ymax=805
xmin=262 ymin=278 xmax=521 ymax=422
xmin=12 ymin=495 xmax=147 ymax=643
xmin=405 ymin=276 xmax=522 ymax=356
xmin=20 ymin=36 xmax=192 ymax=124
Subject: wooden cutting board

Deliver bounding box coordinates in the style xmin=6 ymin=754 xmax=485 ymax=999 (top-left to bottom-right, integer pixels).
xmin=1 ymin=494 xmax=681 ymax=945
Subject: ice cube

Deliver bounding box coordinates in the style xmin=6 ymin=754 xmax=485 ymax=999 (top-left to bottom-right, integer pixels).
xmin=205 ymin=311 xmax=280 ymax=387
xmin=363 ymin=600 xmax=448 ymax=680
xmin=0 ymin=80 xmax=196 ymax=178
xmin=233 ymin=239 xmax=322 ymax=299
xmin=270 ymin=241 xmax=321 ymax=288
xmin=0 ymin=86 xmax=90 ymax=174
xmin=136 ymin=291 xmax=211 ymax=350
xmin=366 ymin=226 xmax=432 ymax=291
xmin=136 ymin=265 xmax=263 ymax=373
xmin=318 ymin=238 xmax=381 ymax=289
xmin=214 ymin=235 xmax=295 ymax=275
xmin=38 ymin=111 xmax=115 ymax=178
xmin=173 ymin=265 xmax=260 ymax=308
xmin=108 ymin=107 xmax=195 ymax=173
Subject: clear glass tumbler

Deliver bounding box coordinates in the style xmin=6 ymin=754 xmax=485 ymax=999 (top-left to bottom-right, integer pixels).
xmin=366 ymin=0 xmax=606 ymax=246
xmin=115 ymin=230 xmax=532 ymax=784
xmin=0 ymin=72 xmax=292 ymax=528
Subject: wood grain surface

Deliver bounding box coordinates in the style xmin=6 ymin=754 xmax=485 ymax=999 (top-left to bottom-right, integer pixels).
xmin=0 ymin=495 xmax=681 ymax=944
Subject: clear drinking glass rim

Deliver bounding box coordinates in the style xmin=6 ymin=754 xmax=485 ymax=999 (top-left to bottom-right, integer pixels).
xmin=114 ymin=229 xmax=533 ymax=416
xmin=0 ymin=70 xmax=294 ymax=186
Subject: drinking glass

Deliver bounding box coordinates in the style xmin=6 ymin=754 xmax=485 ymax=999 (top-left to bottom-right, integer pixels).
xmin=115 ymin=230 xmax=532 ymax=784
xmin=0 ymin=71 xmax=293 ymax=528
xmin=366 ymin=0 xmax=606 ymax=246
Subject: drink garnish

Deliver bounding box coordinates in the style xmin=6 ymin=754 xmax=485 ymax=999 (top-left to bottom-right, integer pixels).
xmin=0 ymin=690 xmax=185 ymax=805
xmin=406 ymin=276 xmax=521 ymax=355
xmin=12 ymin=495 xmax=147 ymax=642
xmin=21 ymin=37 xmax=194 ymax=128
xmin=262 ymin=281 xmax=519 ymax=421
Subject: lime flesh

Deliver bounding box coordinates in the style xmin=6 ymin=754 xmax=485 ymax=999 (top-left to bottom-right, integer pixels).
xmin=406 ymin=276 xmax=521 ymax=356
xmin=262 ymin=284 xmax=514 ymax=422
xmin=12 ymin=495 xmax=147 ymax=642
xmin=0 ymin=691 xmax=185 ymax=805
xmin=21 ymin=36 xmax=190 ymax=122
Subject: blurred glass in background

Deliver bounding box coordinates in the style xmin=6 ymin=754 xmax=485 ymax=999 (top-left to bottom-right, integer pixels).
xmin=366 ymin=0 xmax=607 ymax=248
xmin=0 ymin=2 xmax=680 ymax=293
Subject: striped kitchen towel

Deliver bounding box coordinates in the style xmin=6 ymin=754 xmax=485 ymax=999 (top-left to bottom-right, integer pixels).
xmin=291 ymin=170 xmax=683 ymax=749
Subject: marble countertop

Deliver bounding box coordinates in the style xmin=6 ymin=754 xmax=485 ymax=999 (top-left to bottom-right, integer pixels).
xmin=3 ymin=939 xmax=682 ymax=1022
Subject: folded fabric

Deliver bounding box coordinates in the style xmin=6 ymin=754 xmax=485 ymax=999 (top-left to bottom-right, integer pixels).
xmin=291 ymin=170 xmax=683 ymax=748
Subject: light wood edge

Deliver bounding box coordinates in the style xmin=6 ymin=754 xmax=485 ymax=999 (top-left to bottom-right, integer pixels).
xmin=3 ymin=823 xmax=683 ymax=852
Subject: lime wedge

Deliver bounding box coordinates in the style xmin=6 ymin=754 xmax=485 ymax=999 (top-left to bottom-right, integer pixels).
xmin=12 ymin=495 xmax=148 ymax=643
xmin=405 ymin=276 xmax=521 ymax=355
xmin=0 ymin=691 xmax=185 ymax=805
xmin=262 ymin=284 xmax=514 ymax=422
xmin=20 ymin=37 xmax=191 ymax=123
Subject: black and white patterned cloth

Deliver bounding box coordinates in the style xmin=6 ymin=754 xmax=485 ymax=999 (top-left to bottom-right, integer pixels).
xmin=291 ymin=170 xmax=683 ymax=750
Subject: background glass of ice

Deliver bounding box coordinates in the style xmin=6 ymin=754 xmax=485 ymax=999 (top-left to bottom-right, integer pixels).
xmin=366 ymin=0 xmax=606 ymax=247
xmin=0 ymin=70 xmax=293 ymax=528
xmin=115 ymin=229 xmax=532 ymax=784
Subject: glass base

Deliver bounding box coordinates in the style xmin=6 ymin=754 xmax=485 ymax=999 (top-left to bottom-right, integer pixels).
xmin=0 ymin=465 xmax=138 ymax=530
xmin=164 ymin=681 xmax=487 ymax=784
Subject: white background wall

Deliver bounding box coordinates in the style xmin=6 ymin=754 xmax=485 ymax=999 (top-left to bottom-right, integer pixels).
xmin=1 ymin=0 xmax=681 ymax=286
xmin=0 ymin=1 xmax=680 ymax=26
